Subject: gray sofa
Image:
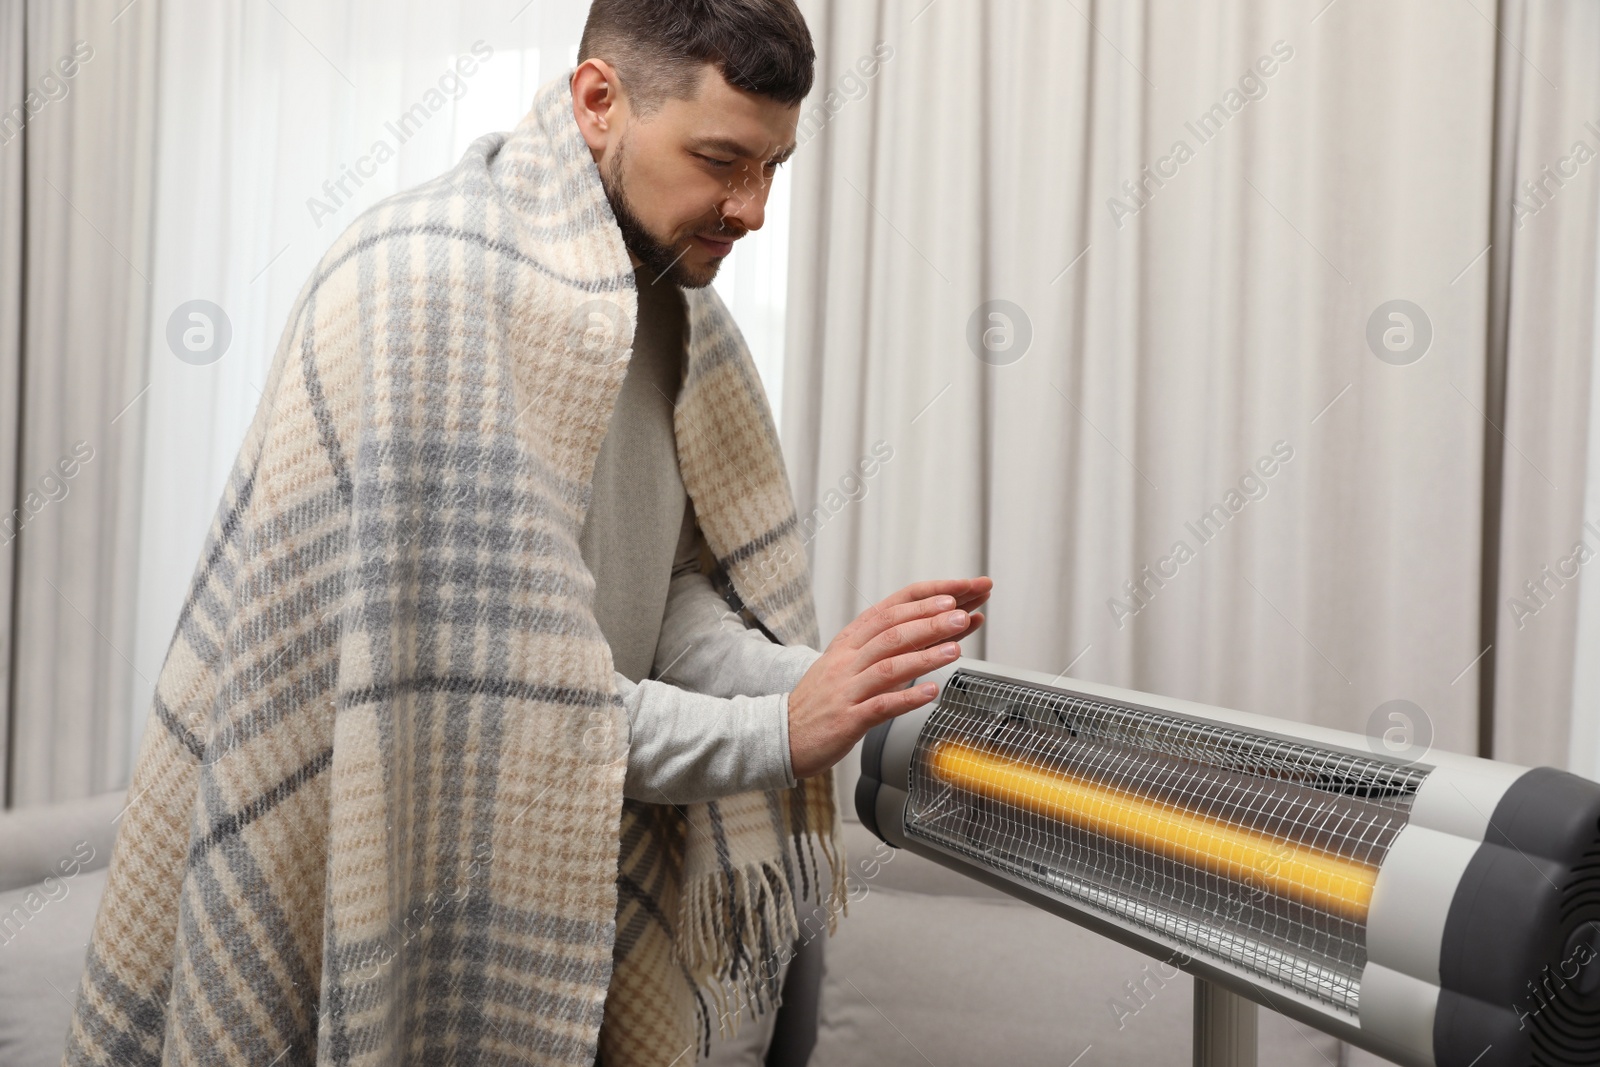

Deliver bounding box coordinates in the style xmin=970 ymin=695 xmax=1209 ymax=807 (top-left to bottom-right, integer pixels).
xmin=1 ymin=779 xmax=1399 ymax=1065
xmin=0 ymin=790 xmax=123 ymax=1067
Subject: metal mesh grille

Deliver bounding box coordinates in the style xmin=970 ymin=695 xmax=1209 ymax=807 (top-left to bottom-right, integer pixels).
xmin=903 ymin=670 xmax=1432 ymax=1014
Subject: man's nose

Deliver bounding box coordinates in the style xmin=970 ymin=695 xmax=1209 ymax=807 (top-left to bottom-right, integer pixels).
xmin=718 ymin=174 xmax=768 ymax=233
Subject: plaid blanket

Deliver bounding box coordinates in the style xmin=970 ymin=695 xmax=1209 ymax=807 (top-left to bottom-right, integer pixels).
xmin=63 ymin=72 xmax=843 ymax=1067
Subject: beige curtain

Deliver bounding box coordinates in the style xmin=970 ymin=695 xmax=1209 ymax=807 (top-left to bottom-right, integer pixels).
xmin=0 ymin=0 xmax=159 ymax=806
xmin=786 ymin=0 xmax=1581 ymax=778
xmin=1487 ymin=0 xmax=1600 ymax=769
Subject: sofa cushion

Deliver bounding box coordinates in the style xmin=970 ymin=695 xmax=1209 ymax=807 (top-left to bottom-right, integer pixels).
xmin=0 ymin=790 xmax=122 ymax=892
xmin=0 ymin=865 xmax=110 ymax=1067
xmin=812 ymin=876 xmax=1345 ymax=1066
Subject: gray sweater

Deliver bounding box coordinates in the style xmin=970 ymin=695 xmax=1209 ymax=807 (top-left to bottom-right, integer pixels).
xmin=578 ymin=270 xmax=822 ymax=806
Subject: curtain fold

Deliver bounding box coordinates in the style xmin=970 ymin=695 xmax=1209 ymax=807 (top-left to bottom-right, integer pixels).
xmin=3 ymin=0 xmax=159 ymax=806
xmin=1486 ymin=0 xmax=1600 ymax=769
xmin=0 ymin=0 xmax=25 ymax=804
xmin=1576 ymin=236 xmax=1600 ymax=775
xmin=787 ymin=0 xmax=1525 ymax=769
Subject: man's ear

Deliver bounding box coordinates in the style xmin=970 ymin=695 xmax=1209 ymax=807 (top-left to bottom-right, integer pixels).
xmin=572 ymin=58 xmax=624 ymax=157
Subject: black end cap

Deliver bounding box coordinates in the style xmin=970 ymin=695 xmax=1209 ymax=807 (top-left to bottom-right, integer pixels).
xmin=1432 ymin=991 xmax=1526 ymax=1067
xmin=854 ymin=772 xmax=885 ymax=844
xmin=1435 ymin=767 xmax=1600 ymax=1065
xmin=855 ymin=720 xmax=894 ymax=845
xmin=861 ymin=719 xmax=890 ymax=784
xmin=1486 ymin=767 xmax=1600 ymax=864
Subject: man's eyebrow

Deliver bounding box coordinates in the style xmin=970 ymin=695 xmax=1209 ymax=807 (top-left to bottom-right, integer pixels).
xmin=689 ymin=136 xmax=797 ymax=164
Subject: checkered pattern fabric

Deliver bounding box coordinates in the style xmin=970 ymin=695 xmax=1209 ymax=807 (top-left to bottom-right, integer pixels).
xmin=62 ymin=73 xmax=844 ymax=1067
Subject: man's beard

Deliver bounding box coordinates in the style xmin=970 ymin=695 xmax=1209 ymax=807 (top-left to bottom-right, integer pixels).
xmin=601 ymin=135 xmax=730 ymax=289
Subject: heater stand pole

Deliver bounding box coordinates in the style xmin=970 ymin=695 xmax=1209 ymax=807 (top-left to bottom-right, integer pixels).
xmin=1193 ymin=980 xmax=1258 ymax=1067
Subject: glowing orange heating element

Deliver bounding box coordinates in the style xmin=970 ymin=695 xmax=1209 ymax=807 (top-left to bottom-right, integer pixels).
xmin=928 ymin=740 xmax=1378 ymax=922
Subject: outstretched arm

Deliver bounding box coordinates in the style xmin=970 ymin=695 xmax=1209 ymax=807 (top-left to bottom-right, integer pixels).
xmin=623 ymin=505 xmax=990 ymax=802
xmin=618 ymin=573 xmax=989 ymax=804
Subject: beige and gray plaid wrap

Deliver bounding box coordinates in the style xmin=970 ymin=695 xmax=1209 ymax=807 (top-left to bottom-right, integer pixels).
xmin=62 ymin=73 xmax=844 ymax=1067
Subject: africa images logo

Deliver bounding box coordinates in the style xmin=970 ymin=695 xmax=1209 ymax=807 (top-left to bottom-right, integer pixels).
xmin=166 ymin=300 xmax=233 ymax=365
xmin=1365 ymin=300 xmax=1432 ymax=366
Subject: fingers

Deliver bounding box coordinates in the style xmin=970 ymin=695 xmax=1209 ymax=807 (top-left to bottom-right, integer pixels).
xmin=952 ymin=588 xmax=992 ymax=614
xmin=850 ymin=641 xmax=960 ymax=705
xmin=875 ymin=577 xmax=991 ymax=617
xmin=839 ymin=577 xmax=993 ymax=650
xmin=858 ymin=606 xmax=972 ymax=663
xmin=944 ymin=610 xmax=985 ymax=644
xmin=840 ymin=592 xmax=956 ymax=651
xmin=856 ymin=675 xmax=942 ymax=727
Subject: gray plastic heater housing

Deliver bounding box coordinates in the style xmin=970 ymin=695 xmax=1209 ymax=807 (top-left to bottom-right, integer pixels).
xmin=856 ymin=657 xmax=1600 ymax=1067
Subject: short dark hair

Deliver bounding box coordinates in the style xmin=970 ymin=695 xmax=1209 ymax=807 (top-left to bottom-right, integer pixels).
xmin=578 ymin=0 xmax=815 ymax=114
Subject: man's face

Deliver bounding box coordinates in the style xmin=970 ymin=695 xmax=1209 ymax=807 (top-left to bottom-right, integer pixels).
xmin=574 ymin=61 xmax=799 ymax=288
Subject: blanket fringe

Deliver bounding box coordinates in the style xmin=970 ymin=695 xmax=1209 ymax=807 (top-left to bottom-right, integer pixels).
xmin=679 ymin=828 xmax=849 ymax=1045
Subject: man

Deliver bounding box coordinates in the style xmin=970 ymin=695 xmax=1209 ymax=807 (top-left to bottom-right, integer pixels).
xmin=567 ymin=3 xmax=989 ymax=1060
xmin=64 ymin=2 xmax=989 ymax=1065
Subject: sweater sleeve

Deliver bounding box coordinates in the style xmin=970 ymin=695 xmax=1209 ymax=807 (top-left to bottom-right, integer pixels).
xmin=618 ymin=507 xmax=824 ymax=804
xmin=652 ymin=568 xmax=822 ymax=700
xmin=617 ymin=674 xmax=801 ymax=805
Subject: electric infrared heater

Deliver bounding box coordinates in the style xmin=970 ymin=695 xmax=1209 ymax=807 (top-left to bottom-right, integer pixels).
xmin=857 ymin=658 xmax=1600 ymax=1067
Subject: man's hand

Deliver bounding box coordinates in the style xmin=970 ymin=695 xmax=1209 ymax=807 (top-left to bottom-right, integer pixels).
xmin=787 ymin=577 xmax=993 ymax=780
